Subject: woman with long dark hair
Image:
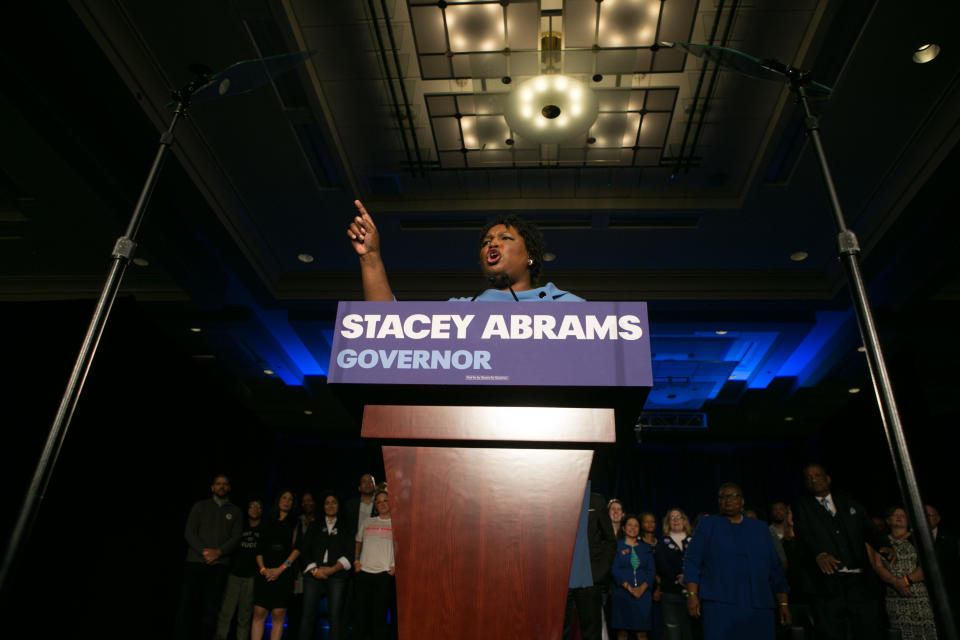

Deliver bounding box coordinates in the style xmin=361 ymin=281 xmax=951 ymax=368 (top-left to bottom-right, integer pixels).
xmin=251 ymin=490 xmax=301 ymax=640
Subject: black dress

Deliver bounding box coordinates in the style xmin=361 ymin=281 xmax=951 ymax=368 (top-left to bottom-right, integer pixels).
xmin=254 ymin=515 xmax=301 ymax=609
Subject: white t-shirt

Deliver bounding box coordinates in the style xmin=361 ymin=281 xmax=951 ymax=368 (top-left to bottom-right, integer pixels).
xmin=356 ymin=516 xmax=394 ymax=573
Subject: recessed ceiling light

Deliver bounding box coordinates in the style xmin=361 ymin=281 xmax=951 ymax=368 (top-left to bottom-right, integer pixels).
xmin=189 ymin=327 xmax=202 ymax=333
xmin=848 ymin=387 xmax=860 ymax=394
xmin=790 ymin=251 xmax=808 ymax=262
xmin=304 ymin=410 xmax=313 ymax=415
xmin=132 ymin=257 xmax=149 ymax=267
xmin=857 ymin=346 xmax=866 ymax=352
xmin=912 ymin=44 xmax=940 ymax=64
xmin=297 ymin=253 xmax=314 ymax=263
xmin=263 ymin=369 xmax=275 ymax=375
xmin=715 ymin=330 xmax=728 ymax=335
xmin=784 ymin=416 xmax=794 ymax=422
xmin=543 ymin=252 xmax=556 ymax=262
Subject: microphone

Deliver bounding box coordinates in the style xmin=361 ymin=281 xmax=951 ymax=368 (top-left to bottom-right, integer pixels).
xmin=471 ymin=274 xmax=520 ymax=301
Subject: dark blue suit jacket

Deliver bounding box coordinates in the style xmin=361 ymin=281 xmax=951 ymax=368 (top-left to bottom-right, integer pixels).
xmin=683 ymin=515 xmax=788 ymax=609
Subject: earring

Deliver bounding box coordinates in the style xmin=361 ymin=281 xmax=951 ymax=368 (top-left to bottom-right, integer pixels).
xmin=527 ymin=259 xmax=533 ymax=266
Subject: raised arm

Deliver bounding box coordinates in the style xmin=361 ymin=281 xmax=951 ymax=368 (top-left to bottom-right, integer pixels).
xmin=346 ymin=200 xmax=394 ymax=301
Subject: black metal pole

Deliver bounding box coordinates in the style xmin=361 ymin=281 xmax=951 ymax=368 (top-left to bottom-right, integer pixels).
xmin=793 ymin=76 xmax=957 ymax=640
xmin=0 ymin=99 xmax=189 ymax=594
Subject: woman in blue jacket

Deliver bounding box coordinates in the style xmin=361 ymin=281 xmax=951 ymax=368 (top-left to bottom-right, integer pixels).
xmin=611 ymin=515 xmax=656 ymax=639
xmin=683 ymin=483 xmax=791 ymax=639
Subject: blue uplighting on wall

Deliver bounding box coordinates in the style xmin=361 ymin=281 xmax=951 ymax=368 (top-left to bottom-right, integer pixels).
xmin=214 ymin=274 xmax=855 ymax=413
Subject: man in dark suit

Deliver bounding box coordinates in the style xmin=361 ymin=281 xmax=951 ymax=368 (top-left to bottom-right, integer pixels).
xmin=926 ymin=504 xmax=960 ymax=635
xmin=792 ymin=463 xmax=894 ymax=640
xmin=562 ymin=486 xmax=617 ymax=640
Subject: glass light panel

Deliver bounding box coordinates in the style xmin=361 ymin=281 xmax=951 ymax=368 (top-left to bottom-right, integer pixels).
xmin=645 ymin=88 xmax=676 ymax=111
xmin=598 ymin=0 xmax=658 ymax=48
xmin=410 ymin=6 xmax=447 ymax=53
xmin=597 ymin=90 xmax=630 ymax=112
xmin=590 ymin=113 xmax=628 ymax=148
xmin=446 ymin=3 xmax=504 ymax=53
xmin=564 ymin=0 xmax=599 ymax=49
xmin=460 ymin=52 xmax=507 ymax=78
xmin=433 ymin=117 xmax=463 ymax=150
xmin=623 ymin=112 xmax=642 ymax=146
xmin=505 ymin=3 xmax=539 ymax=50
xmin=659 ymin=0 xmax=697 ymax=43
xmin=427 ymin=95 xmax=457 ymax=116
xmin=628 ymin=91 xmax=646 ymax=111
xmin=457 ymin=95 xmax=476 ymax=114
xmin=472 ymin=94 xmax=502 ymax=115
xmin=596 ymin=50 xmax=636 ymax=74
xmin=563 ymin=51 xmax=594 ymax=74
xmin=460 ymin=116 xmax=481 ymax=148
xmin=510 ymin=51 xmax=540 ymax=76
xmin=476 ymin=115 xmax=510 ymax=147
xmin=636 ymin=112 xmax=669 ymax=146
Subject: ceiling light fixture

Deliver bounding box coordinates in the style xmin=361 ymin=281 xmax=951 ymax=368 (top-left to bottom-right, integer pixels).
xmin=857 ymin=346 xmax=866 ymax=352
xmin=263 ymin=369 xmax=274 ymax=375
xmin=298 ymin=253 xmax=314 ymax=263
xmin=504 ymin=75 xmax=599 ymax=144
xmin=132 ymin=257 xmax=149 ymax=267
xmin=304 ymin=410 xmax=313 ymax=415
xmin=784 ymin=416 xmax=794 ymax=422
xmin=543 ymin=252 xmax=557 ymax=262
xmin=848 ymin=387 xmax=860 ymax=394
xmin=912 ymin=44 xmax=940 ymax=64
xmin=715 ymin=330 xmax=728 ymax=335
xmin=790 ymin=251 xmax=808 ymax=262
xmin=190 ymin=327 xmax=202 ymax=333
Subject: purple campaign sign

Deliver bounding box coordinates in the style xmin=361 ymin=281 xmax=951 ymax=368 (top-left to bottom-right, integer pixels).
xmin=328 ymin=301 xmax=652 ymax=387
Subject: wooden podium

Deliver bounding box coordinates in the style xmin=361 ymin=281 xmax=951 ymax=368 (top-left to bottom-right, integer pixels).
xmin=330 ymin=301 xmax=651 ymax=640
xmin=362 ymin=406 xmax=614 ymax=640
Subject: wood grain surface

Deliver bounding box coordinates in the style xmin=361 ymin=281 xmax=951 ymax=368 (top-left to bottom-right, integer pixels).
xmin=362 ymin=404 xmax=615 ymax=443
xmin=383 ymin=445 xmax=593 ymax=640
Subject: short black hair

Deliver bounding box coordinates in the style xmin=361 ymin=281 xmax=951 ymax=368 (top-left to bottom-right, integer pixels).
xmin=479 ymin=215 xmax=545 ymax=285
xmin=718 ymin=482 xmax=743 ymax=497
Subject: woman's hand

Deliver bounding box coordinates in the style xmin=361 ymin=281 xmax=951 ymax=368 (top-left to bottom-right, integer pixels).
xmin=353 ymin=560 xmax=363 ymax=573
xmin=908 ymin=568 xmax=924 ymax=583
xmin=893 ymin=581 xmax=911 ymax=597
xmin=686 ymin=593 xmax=701 ymax=618
xmin=778 ymin=604 xmax=792 ymax=626
xmin=263 ymin=567 xmax=281 ymax=582
xmin=347 ymin=201 xmax=380 ymax=257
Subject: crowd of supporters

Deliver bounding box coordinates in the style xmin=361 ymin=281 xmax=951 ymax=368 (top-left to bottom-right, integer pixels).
xmin=174 ymin=464 xmax=958 ymax=640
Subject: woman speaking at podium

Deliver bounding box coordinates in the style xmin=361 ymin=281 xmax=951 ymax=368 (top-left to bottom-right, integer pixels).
xmin=346 ymin=200 xmax=582 ymax=302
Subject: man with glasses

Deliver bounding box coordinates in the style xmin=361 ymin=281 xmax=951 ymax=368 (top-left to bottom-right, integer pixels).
xmin=684 ymin=483 xmax=790 ymax=639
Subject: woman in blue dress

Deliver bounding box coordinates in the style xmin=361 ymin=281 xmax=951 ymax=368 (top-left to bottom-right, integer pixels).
xmin=612 ymin=515 xmax=656 ymax=640
xmin=683 ymin=483 xmax=791 ymax=640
